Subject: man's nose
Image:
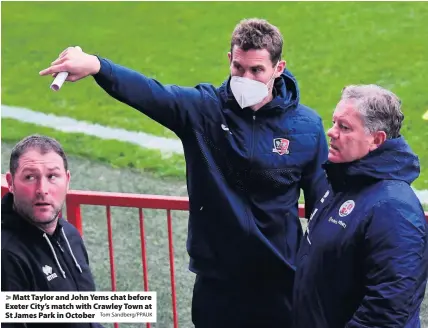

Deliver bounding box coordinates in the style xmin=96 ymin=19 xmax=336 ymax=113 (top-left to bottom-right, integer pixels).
xmin=242 ymin=71 xmax=253 ymax=79
xmin=36 ymin=177 xmax=49 ymax=195
xmin=327 ymin=126 xmax=338 ymax=139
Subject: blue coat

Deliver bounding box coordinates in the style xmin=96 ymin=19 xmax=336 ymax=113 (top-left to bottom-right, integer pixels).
xmin=293 ymin=136 xmax=428 ymax=328
xmin=93 ymin=57 xmax=328 ymax=305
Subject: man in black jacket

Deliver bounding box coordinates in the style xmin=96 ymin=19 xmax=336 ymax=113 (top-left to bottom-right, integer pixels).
xmin=1 ymin=135 xmax=103 ymax=328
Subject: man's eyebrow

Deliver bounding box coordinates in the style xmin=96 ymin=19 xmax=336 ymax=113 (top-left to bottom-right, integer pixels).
xmin=251 ymin=64 xmax=264 ymax=69
xmin=334 ymin=116 xmax=352 ymax=125
xmin=232 ymin=61 xmax=264 ymax=70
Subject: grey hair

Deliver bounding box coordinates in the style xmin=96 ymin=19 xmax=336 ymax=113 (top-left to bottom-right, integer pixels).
xmin=10 ymin=135 xmax=68 ymax=176
xmin=341 ymin=84 xmax=404 ymax=139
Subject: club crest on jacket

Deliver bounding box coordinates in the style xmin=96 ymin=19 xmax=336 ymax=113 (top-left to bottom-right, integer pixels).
xmin=339 ymin=200 xmax=355 ymax=217
xmin=272 ymin=138 xmax=290 ymax=155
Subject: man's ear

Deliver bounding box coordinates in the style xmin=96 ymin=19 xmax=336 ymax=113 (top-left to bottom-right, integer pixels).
xmin=370 ymin=131 xmax=387 ymax=151
xmin=228 ymin=52 xmax=232 ymax=65
xmin=275 ymin=60 xmax=286 ymax=78
xmin=66 ymin=170 xmax=71 ymax=192
xmin=5 ymin=172 xmax=14 ymax=193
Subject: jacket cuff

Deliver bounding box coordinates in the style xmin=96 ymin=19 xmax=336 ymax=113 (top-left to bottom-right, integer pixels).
xmin=93 ymin=55 xmax=113 ymax=80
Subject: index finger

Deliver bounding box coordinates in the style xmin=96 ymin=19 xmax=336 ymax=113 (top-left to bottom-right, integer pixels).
xmin=39 ymin=64 xmax=67 ymax=76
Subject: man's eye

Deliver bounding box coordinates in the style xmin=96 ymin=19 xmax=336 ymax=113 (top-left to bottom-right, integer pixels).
xmin=48 ymin=175 xmax=58 ymax=180
xmin=25 ymin=175 xmax=35 ymax=181
xmin=340 ymin=124 xmax=349 ymax=130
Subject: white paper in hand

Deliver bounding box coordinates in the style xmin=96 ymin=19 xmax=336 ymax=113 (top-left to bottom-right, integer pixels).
xmin=50 ymin=46 xmax=82 ymax=91
xmin=50 ymin=72 xmax=69 ymax=91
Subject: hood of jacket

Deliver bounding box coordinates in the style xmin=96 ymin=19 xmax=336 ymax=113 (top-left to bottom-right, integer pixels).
xmin=1 ymin=192 xmax=65 ymax=238
xmin=2 ymin=192 xmax=84 ymax=279
xmin=324 ymin=136 xmax=420 ymax=192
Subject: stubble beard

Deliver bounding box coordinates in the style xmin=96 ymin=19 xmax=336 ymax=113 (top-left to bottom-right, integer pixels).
xmin=13 ymin=198 xmax=62 ymax=229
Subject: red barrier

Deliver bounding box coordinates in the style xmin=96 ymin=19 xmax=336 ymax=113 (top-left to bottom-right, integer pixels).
xmin=2 ymin=174 xmax=428 ymax=328
xmin=1 ymin=175 xmax=189 ymax=328
xmin=58 ymin=189 xmax=189 ymax=328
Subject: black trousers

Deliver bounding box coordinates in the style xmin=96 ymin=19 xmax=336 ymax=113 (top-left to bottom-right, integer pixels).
xmin=192 ymin=275 xmax=292 ymax=328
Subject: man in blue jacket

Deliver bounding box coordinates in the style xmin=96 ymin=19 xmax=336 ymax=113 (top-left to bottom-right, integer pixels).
xmin=293 ymin=84 xmax=428 ymax=328
xmin=40 ymin=18 xmax=329 ymax=327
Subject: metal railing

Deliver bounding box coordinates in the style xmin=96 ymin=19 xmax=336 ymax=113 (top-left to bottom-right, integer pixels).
xmin=2 ymin=174 xmax=427 ymax=327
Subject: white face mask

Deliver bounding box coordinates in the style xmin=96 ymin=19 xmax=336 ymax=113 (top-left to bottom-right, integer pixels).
xmin=230 ymin=63 xmax=279 ymax=109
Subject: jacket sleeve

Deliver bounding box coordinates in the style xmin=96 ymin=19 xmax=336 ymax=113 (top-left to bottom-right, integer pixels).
xmin=93 ymin=57 xmax=207 ymax=137
xmin=299 ymin=118 xmax=329 ymax=218
xmin=1 ymin=250 xmax=31 ymax=291
xmin=345 ymin=201 xmax=428 ymax=328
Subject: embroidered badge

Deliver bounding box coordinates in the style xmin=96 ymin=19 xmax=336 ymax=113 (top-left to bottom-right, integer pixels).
xmin=339 ymin=200 xmax=355 ymax=217
xmin=272 ymin=138 xmax=290 ymax=155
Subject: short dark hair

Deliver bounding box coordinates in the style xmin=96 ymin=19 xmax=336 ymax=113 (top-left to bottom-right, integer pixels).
xmin=231 ymin=18 xmax=283 ymax=65
xmin=10 ymin=135 xmax=68 ymax=176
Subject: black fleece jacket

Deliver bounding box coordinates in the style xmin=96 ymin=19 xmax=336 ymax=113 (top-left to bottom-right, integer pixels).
xmin=1 ymin=193 xmax=103 ymax=328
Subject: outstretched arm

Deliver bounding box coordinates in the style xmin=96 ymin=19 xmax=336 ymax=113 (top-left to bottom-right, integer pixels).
xmin=40 ymin=47 xmax=207 ymax=136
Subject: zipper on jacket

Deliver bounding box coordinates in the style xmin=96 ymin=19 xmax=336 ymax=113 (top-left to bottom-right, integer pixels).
xmin=58 ymin=250 xmax=80 ymax=289
xmin=55 ymin=236 xmax=81 ymax=290
xmin=56 ymin=240 xmax=64 ymax=253
xmin=250 ymin=114 xmax=256 ymax=161
xmin=305 ymin=191 xmax=336 ymax=248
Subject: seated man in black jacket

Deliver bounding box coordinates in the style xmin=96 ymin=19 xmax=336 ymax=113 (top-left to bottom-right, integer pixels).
xmin=1 ymin=134 xmax=103 ymax=328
